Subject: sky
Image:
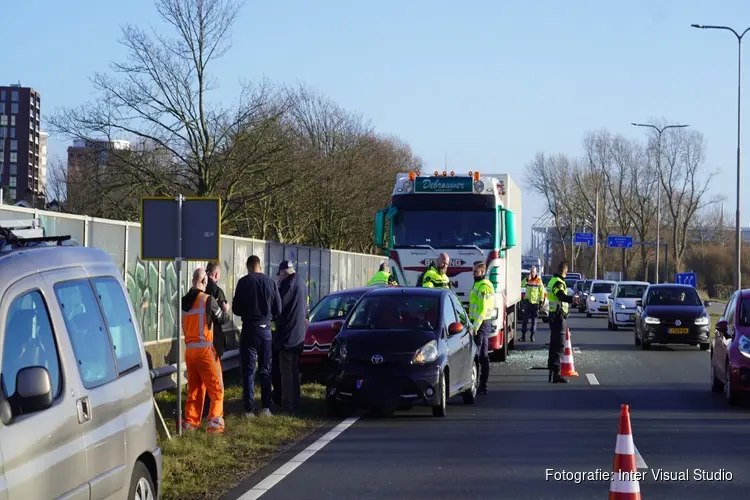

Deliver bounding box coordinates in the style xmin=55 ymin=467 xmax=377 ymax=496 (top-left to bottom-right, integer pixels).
xmin=4 ymin=0 xmax=750 ymax=253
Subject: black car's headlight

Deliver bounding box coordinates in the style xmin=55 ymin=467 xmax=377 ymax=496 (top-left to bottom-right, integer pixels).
xmin=694 ymin=314 xmax=710 ymax=326
xmin=644 ymin=316 xmax=661 ymax=325
xmin=329 ymin=342 xmax=347 ymax=362
xmin=412 ymin=340 xmax=438 ymax=365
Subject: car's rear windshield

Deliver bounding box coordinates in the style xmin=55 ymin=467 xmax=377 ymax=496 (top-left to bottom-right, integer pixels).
xmin=309 ymin=291 xmax=364 ymax=323
xmin=617 ymin=285 xmax=646 ymax=299
xmin=739 ymin=298 xmax=750 ymax=326
xmin=591 ymin=283 xmax=614 ymax=294
xmin=346 ymin=295 xmax=440 ymax=330
xmin=645 ymin=287 xmax=702 ymax=306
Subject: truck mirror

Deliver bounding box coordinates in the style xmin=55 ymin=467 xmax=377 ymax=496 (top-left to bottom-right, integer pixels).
xmin=374 ymin=208 xmax=387 ymax=248
xmin=503 ymin=209 xmax=516 ymax=249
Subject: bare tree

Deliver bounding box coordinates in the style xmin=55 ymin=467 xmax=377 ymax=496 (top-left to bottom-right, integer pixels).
xmin=602 ymin=135 xmax=638 ymax=278
xmin=624 ymin=143 xmax=658 ymax=281
xmin=657 ymin=127 xmax=724 ymax=271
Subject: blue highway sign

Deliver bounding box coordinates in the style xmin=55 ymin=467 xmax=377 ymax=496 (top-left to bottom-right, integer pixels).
xmin=574 ymin=232 xmax=595 ymax=247
xmin=675 ymin=272 xmax=697 ymax=288
xmin=607 ymin=235 xmax=633 ymax=248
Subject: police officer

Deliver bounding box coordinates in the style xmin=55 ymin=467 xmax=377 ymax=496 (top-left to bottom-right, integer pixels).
xmin=419 ymin=252 xmax=450 ymax=288
xmin=520 ymin=266 xmax=545 ymax=342
xmin=469 ymin=261 xmax=494 ymax=395
xmin=546 ymin=260 xmax=574 ymax=383
xmin=367 ymin=262 xmax=399 ymax=286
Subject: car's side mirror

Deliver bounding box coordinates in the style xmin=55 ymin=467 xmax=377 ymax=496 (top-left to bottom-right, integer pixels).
xmin=14 ymin=366 xmax=53 ymax=416
xmin=607 ymin=294 xmax=613 ymax=300
xmin=448 ymin=322 xmax=464 ymax=335
xmin=332 ymin=321 xmax=343 ymax=333
xmin=635 ymin=299 xmax=643 ymax=308
xmin=704 ymin=300 xmax=713 ymax=307
xmin=715 ymin=319 xmax=731 ymax=337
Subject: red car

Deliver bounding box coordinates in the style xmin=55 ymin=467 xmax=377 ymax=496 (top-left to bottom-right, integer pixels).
xmin=710 ymin=289 xmax=750 ymax=405
xmin=301 ymin=287 xmax=370 ymax=380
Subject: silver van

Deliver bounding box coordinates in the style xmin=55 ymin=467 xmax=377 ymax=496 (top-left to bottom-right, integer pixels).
xmin=0 ymin=243 xmax=162 ymax=499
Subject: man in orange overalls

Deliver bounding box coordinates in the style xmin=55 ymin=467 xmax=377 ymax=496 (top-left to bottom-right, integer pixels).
xmin=181 ymin=267 xmax=232 ymax=433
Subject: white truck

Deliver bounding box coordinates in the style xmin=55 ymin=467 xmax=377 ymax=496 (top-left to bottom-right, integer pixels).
xmin=373 ymin=170 xmax=522 ymax=361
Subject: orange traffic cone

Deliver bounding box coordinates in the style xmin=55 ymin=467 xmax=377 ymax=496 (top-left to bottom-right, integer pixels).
xmin=609 ymin=404 xmax=641 ymax=499
xmin=560 ymin=328 xmax=578 ymax=377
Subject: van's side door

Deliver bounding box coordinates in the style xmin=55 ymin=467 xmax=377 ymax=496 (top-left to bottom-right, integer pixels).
xmin=0 ymin=274 xmax=90 ymax=500
xmin=43 ymin=270 xmax=128 ymax=499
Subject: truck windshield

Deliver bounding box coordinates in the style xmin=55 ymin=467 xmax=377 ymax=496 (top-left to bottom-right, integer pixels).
xmin=392 ymin=210 xmax=496 ymax=249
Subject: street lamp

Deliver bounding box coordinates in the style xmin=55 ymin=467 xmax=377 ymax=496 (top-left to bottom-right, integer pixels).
xmin=631 ymin=122 xmax=689 ymax=284
xmin=692 ymin=23 xmax=750 ymax=291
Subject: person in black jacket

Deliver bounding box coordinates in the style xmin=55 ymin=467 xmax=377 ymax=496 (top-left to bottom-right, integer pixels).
xmin=232 ymin=255 xmax=282 ymax=417
xmin=271 ymin=261 xmax=308 ymax=413
xmin=202 ymin=261 xmax=228 ymax=417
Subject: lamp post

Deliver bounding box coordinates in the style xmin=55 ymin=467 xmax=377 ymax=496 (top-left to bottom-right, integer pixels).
xmin=631 ymin=122 xmax=689 ymax=283
xmin=692 ymin=23 xmax=750 ymax=291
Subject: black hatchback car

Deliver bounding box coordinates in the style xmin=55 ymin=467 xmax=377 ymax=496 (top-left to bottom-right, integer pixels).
xmin=634 ymin=284 xmax=713 ymax=350
xmin=325 ymin=287 xmax=479 ymax=417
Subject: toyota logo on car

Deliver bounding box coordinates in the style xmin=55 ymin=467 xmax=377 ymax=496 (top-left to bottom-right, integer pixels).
xmin=371 ymin=354 xmax=384 ymax=365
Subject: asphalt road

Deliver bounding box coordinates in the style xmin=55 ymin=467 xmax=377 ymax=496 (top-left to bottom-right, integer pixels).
xmin=231 ymin=311 xmax=750 ymax=500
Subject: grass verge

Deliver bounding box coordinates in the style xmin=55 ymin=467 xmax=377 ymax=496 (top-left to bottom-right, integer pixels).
xmin=154 ymin=371 xmax=326 ymax=500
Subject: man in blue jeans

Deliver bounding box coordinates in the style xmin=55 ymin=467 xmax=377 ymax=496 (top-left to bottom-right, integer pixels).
xmin=232 ymin=255 xmax=282 ymax=417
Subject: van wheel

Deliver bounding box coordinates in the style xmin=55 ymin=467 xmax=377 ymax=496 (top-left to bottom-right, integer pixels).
xmin=128 ymin=461 xmax=156 ymax=500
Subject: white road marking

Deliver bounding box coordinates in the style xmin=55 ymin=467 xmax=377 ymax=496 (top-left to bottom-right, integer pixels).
xmin=237 ymin=417 xmax=360 ymax=499
xmin=635 ymin=446 xmax=648 ymax=469
xmin=586 ymin=373 xmax=599 ymax=385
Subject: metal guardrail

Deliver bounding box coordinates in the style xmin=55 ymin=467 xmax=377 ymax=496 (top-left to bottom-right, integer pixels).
xmin=149 ymin=349 xmax=241 ymax=395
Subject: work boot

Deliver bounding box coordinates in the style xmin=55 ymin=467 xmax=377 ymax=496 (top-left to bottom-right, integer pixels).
xmin=553 ymin=373 xmax=568 ymax=384
xmin=548 ymin=370 xmax=553 ymax=383
xmin=478 ymin=386 xmax=488 ymax=395
xmin=519 ymin=334 xmax=526 ymax=342
xmin=530 ymin=334 xmax=535 ymax=343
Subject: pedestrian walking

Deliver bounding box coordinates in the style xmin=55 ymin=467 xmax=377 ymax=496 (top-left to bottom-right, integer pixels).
xmin=546 ymin=260 xmax=574 ymax=383
xmin=232 ymin=255 xmax=282 ymax=417
xmin=181 ymin=268 xmax=231 ymax=433
xmin=271 ymin=261 xmax=308 ymax=413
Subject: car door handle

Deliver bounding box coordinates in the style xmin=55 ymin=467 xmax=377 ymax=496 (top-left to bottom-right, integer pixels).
xmin=77 ymin=396 xmax=91 ymax=424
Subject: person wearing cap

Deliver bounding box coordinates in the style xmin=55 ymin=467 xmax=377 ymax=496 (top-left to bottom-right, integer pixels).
xmin=271 ymin=261 xmax=308 ymax=413
xmin=232 ymin=255 xmax=282 ymax=417
xmin=367 ymin=262 xmax=399 ymax=286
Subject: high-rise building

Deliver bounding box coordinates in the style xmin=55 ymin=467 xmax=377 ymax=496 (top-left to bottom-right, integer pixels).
xmin=66 ymin=138 xmax=131 ymax=206
xmin=0 ymin=83 xmax=42 ymax=203
xmin=40 ymin=131 xmax=49 ymax=198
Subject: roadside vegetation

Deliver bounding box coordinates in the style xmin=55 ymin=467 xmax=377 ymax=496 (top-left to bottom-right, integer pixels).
xmin=154 ymin=372 xmax=326 ymax=500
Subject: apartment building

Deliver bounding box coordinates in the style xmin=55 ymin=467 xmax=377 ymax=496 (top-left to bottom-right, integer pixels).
xmin=0 ymin=84 xmax=42 ymax=203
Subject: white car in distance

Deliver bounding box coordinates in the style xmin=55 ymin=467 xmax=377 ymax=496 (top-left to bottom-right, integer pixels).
xmin=607 ymin=281 xmax=649 ymax=330
xmin=586 ymin=280 xmax=617 ymax=318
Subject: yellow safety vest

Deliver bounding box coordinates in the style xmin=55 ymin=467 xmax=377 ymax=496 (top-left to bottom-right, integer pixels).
xmin=367 ymin=270 xmax=391 ymax=286
xmin=469 ymin=278 xmax=495 ymax=329
xmin=547 ymin=276 xmax=568 ymax=314
xmin=421 ymin=267 xmax=450 ymax=289
xmin=525 ymin=276 xmax=544 ymax=304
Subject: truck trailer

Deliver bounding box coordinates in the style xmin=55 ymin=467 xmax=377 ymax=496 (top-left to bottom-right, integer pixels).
xmin=373 ymin=170 xmax=522 ymax=361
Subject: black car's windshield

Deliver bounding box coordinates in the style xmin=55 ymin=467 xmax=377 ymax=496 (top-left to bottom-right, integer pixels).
xmin=617 ymin=285 xmax=646 ymax=299
xmin=346 ymin=295 xmax=440 ymax=330
xmin=645 ymin=287 xmax=702 ymax=306
xmin=591 ymin=283 xmax=614 ymax=294
xmin=739 ymin=298 xmax=750 ymax=325
xmin=392 ymin=210 xmax=495 ymax=249
xmin=309 ymin=292 xmax=364 ymax=323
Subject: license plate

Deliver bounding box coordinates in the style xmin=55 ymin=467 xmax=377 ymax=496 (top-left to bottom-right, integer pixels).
xmin=356 ymin=379 xmax=364 ymax=389
xmin=629 ymin=315 xmax=635 ymax=321
xmin=669 ymin=328 xmax=689 ymax=334
xmin=599 ymin=306 xmax=608 ymax=311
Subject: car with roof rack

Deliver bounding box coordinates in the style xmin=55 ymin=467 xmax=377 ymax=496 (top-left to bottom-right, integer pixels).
xmin=0 ymin=221 xmax=162 ymax=499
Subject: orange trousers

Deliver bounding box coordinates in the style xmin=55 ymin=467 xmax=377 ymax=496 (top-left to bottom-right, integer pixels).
xmin=183 ymin=346 xmax=225 ymax=433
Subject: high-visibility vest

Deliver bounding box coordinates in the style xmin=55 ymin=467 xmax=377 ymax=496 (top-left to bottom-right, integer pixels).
xmin=367 ymin=270 xmax=391 ymax=286
xmin=469 ymin=278 xmax=495 ymax=328
xmin=546 ymin=276 xmax=568 ymax=314
xmin=183 ymin=292 xmax=214 ymax=348
xmin=421 ymin=267 xmax=450 ymax=289
xmin=525 ymin=275 xmax=544 ymax=304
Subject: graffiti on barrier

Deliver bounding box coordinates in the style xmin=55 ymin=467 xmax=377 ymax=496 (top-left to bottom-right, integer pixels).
xmin=125 ymin=258 xmax=179 ymax=342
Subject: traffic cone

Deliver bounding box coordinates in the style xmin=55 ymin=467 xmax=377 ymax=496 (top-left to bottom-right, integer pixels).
xmin=560 ymin=328 xmax=578 ymax=377
xmin=609 ymin=404 xmax=641 ymax=499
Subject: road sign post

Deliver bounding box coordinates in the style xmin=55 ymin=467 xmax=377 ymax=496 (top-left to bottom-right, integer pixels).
xmin=141 ymin=196 xmax=221 ymax=436
xmin=675 ymin=272 xmax=697 ymax=288
xmin=607 ymin=236 xmax=634 ymax=249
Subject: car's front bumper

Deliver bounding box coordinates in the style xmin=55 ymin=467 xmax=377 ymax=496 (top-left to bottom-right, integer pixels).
xmin=642 ymin=324 xmax=710 ymax=344
xmin=612 ymin=310 xmax=637 ymax=325
xmin=587 ymin=302 xmax=609 ymax=314
xmin=327 ymin=362 xmax=442 ymax=410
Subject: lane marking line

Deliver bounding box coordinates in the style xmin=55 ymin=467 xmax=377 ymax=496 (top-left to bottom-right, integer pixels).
xmin=586 ymin=373 xmax=599 ymax=385
xmin=237 ymin=417 xmax=359 ymax=499
xmin=635 ymin=446 xmax=648 ymax=469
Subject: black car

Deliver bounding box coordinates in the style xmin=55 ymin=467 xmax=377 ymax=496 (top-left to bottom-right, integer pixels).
xmin=634 ymin=284 xmax=713 ymax=350
xmin=325 ymin=287 xmax=479 ymax=417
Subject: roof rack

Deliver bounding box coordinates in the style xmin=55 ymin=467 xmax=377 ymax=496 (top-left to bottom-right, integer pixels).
xmin=0 ymin=222 xmax=74 ymax=253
